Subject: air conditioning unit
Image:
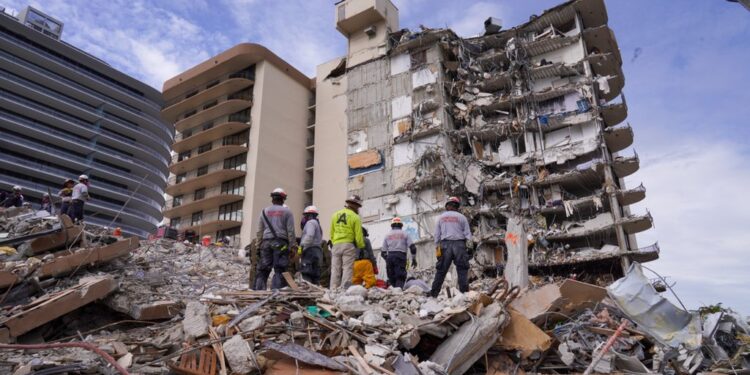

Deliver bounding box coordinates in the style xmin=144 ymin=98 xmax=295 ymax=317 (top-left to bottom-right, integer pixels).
xmin=364 ymin=25 xmax=377 ymax=37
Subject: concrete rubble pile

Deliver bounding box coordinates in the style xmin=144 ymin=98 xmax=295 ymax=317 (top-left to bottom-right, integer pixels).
xmin=0 ymin=209 xmax=746 ymax=374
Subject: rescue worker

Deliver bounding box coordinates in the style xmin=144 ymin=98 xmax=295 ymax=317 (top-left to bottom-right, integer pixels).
xmin=253 ymin=188 xmax=297 ymax=290
xmin=40 ymin=193 xmax=52 ymax=212
xmin=352 ymin=228 xmax=377 ymax=288
xmin=381 ymin=217 xmax=417 ymax=288
xmin=429 ymin=196 xmax=473 ymax=298
xmin=69 ymin=175 xmax=90 ymax=222
xmin=329 ymin=195 xmax=365 ymax=289
xmin=2 ymin=186 xmax=24 ymax=208
xmin=58 ymin=178 xmax=74 ymax=216
xmin=298 ymin=205 xmax=323 ymax=285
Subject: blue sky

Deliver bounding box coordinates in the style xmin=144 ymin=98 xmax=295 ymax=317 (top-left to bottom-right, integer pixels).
xmin=5 ymin=0 xmax=749 ymax=312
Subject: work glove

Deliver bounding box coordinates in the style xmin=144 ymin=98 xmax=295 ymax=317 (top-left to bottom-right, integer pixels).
xmin=411 ymin=258 xmax=418 ymax=269
xmin=326 ymin=240 xmax=333 ymax=249
xmin=297 ymin=246 xmax=303 ymax=256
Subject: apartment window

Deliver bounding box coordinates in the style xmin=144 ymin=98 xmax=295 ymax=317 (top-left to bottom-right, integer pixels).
xmin=184 ymin=90 xmax=198 ymax=99
xmin=171 ymin=217 xmax=181 ymax=229
xmin=191 ymin=211 xmax=203 ymax=226
xmin=202 ymin=100 xmax=218 ymax=110
xmin=218 ymin=201 xmax=242 ymax=221
xmin=228 ymin=89 xmax=252 ymax=101
xmin=178 ymin=150 xmax=191 ymax=161
xmin=223 ymin=153 xmax=247 ymax=171
xmin=229 ymin=109 xmax=250 ymax=123
xmin=196 ymin=165 xmax=209 ymax=176
xmin=194 ymin=188 xmax=206 ymax=200
xmin=183 ymin=109 xmax=197 ymax=119
xmin=229 ymin=66 xmax=255 ymax=80
xmin=221 ymin=177 xmax=245 ymax=195
xmin=223 ymin=131 xmax=248 ymax=146
xmin=198 ymin=143 xmax=212 ymax=154
xmin=181 ymin=129 xmax=193 ymax=139
xmin=206 ymin=80 xmax=220 ymax=89
xmin=202 ymin=122 xmax=214 ymax=131
xmin=176 ymin=173 xmax=186 ymax=184
xmin=172 ymin=195 xmax=183 ymax=207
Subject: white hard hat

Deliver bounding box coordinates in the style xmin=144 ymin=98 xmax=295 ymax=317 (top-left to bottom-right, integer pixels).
xmin=43 ymin=193 xmax=50 ymax=197
xmin=304 ymin=205 xmax=319 ymax=214
xmin=79 ymin=174 xmax=89 ymax=181
xmin=271 ymin=187 xmax=287 ymax=198
xmin=12 ymin=185 xmax=21 ymax=191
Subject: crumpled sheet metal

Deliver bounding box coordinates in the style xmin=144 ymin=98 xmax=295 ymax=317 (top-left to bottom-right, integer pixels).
xmin=607 ymin=262 xmax=702 ymax=350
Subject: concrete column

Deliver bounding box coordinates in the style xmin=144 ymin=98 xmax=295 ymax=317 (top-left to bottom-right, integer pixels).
xmin=504 ymin=215 xmax=528 ymax=288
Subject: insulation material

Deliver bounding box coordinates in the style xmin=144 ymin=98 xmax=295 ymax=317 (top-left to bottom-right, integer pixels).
xmin=391 ymin=95 xmax=412 ymax=119
xmin=392 ymin=118 xmax=412 ymax=138
xmin=348 ymin=149 xmax=382 ymax=169
xmin=393 ymin=134 xmax=440 ymax=166
xmin=347 ymin=130 xmax=367 ymax=154
xmin=412 ymin=66 xmax=438 ymax=89
xmin=390 ymin=53 xmax=410 ymax=76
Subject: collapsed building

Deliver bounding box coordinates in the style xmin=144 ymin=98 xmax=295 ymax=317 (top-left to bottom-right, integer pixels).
xmin=313 ymin=0 xmax=657 ymax=285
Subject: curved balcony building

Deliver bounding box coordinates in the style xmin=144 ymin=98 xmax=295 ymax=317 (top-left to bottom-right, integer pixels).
xmin=0 ymin=7 xmax=172 ymax=238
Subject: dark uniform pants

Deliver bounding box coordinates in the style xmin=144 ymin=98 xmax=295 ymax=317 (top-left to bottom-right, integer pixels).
xmin=69 ymin=200 xmax=85 ymax=222
xmin=430 ymin=240 xmax=469 ymax=297
xmin=253 ymin=239 xmax=289 ymax=290
xmin=386 ymin=251 xmax=407 ymax=288
xmin=60 ymin=201 xmax=70 ymax=217
xmin=300 ymin=246 xmax=323 ymax=285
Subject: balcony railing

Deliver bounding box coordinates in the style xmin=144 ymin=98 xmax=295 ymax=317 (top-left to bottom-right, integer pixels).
xmin=164 ymin=186 xmax=242 ymax=210
xmin=186 ymin=209 xmax=243 ymax=227
xmin=0 ymin=45 xmax=172 ymax=143
xmin=0 ymin=32 xmax=162 ymax=111
xmin=167 ymin=161 xmax=246 ymax=185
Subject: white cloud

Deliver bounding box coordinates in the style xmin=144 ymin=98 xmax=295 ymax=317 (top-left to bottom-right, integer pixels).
xmin=630 ymin=139 xmax=750 ymax=314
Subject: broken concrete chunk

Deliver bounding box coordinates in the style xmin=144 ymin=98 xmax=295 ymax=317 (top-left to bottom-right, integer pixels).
xmin=498 ymin=308 xmax=552 ymax=358
xmin=362 ymin=310 xmax=386 ymax=327
xmin=238 ymin=315 xmax=264 ymax=332
xmin=345 ymin=284 xmax=368 ymax=297
xmin=419 ymin=299 xmax=444 ymax=318
xmin=116 ymin=353 xmax=133 ymax=369
xmin=224 ymin=335 xmax=256 ymax=374
xmin=182 ymin=301 xmax=210 ymax=338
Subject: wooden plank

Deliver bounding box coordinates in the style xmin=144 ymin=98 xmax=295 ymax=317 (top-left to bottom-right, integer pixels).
xmin=282 ymin=272 xmax=299 ymax=290
xmin=348 ymin=345 xmax=374 ymax=375
xmin=0 ymin=271 xmax=19 ymax=290
xmin=0 ymin=276 xmax=117 ymax=337
xmin=36 ymin=237 xmax=139 ymax=279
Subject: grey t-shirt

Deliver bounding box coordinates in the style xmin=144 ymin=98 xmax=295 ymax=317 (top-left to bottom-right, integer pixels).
xmin=382 ymin=229 xmax=413 ymax=254
xmin=434 ymin=210 xmax=471 ymax=243
xmin=256 ymin=204 xmax=297 ymax=246
xmin=300 ymin=219 xmax=322 ymax=248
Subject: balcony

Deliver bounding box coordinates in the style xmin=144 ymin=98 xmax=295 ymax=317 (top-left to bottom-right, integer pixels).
xmin=173 ymin=121 xmax=250 ymax=154
xmin=603 ymin=124 xmax=633 ymax=153
xmin=166 ymin=164 xmax=246 ymax=196
xmin=174 ymin=99 xmax=252 ymax=133
xmin=600 ymin=95 xmax=627 ymax=127
xmin=164 ymin=186 xmax=243 ymax=218
xmin=162 ymin=77 xmax=254 ymax=121
xmin=177 ymin=209 xmax=243 ymax=237
xmin=169 ymin=143 xmax=248 ymax=175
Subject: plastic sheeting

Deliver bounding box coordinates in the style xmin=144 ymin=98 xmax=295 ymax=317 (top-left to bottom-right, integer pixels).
xmin=607 ymin=262 xmax=702 ymax=350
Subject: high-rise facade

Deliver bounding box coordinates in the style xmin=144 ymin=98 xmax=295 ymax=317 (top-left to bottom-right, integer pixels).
xmin=314 ymin=0 xmax=657 ymax=283
xmin=0 ymin=6 xmax=172 ymax=238
xmin=161 ymin=44 xmax=313 ymax=247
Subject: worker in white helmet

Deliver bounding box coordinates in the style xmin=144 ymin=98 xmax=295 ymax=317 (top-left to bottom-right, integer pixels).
xmin=381 ymin=217 xmax=417 ymax=288
xmin=69 ymin=175 xmax=90 ymax=223
xmin=2 ymin=186 xmax=25 ymax=208
xmin=298 ymin=205 xmax=323 ymax=284
xmin=253 ymin=188 xmax=297 ymax=290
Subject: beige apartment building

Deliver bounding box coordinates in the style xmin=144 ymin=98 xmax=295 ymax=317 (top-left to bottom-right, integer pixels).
xmin=162 ymin=44 xmax=313 ymax=247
